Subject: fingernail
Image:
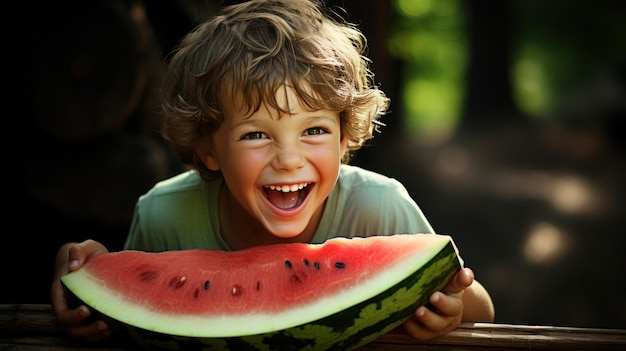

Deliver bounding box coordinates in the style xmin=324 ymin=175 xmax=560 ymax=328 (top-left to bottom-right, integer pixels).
xmin=416 ymin=307 xmax=425 ymax=317
xmin=69 ymin=260 xmax=79 ymax=269
xmin=431 ymin=292 xmax=440 ymax=303
xmin=79 ymin=306 xmax=89 ymax=318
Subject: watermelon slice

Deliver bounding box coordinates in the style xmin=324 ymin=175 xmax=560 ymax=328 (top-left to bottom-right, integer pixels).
xmin=61 ymin=233 xmax=462 ymax=350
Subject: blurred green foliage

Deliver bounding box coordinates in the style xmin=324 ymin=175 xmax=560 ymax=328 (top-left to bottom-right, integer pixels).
xmin=390 ymin=0 xmax=466 ymax=139
xmin=391 ymin=0 xmax=626 ymax=137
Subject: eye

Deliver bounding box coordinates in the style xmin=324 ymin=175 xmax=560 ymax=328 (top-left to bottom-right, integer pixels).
xmin=304 ymin=127 xmax=328 ymax=136
xmin=241 ymin=131 xmax=267 ymax=140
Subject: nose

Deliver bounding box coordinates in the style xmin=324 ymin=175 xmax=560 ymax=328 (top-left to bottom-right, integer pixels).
xmin=271 ymin=144 xmax=305 ymax=172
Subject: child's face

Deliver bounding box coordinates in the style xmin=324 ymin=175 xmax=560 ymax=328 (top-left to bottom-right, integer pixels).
xmin=202 ymin=85 xmax=348 ymax=239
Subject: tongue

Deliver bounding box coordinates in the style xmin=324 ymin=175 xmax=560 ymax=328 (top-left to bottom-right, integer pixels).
xmin=266 ymin=189 xmax=300 ymax=209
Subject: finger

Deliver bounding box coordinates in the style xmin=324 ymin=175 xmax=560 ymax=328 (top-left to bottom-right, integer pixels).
xmin=442 ymin=267 xmax=474 ymax=294
xmin=53 ymin=300 xmax=90 ymax=328
xmin=402 ymin=315 xmax=440 ymax=341
xmin=429 ymin=291 xmax=463 ymax=318
xmin=58 ymin=305 xmax=111 ymax=343
xmin=66 ymin=320 xmax=111 ymax=343
xmin=50 ymin=279 xmax=68 ymax=319
xmin=59 ymin=305 xmax=112 ymax=343
xmin=67 ymin=240 xmax=108 ymax=271
xmin=67 ymin=244 xmax=89 ymax=271
xmin=414 ymin=304 xmax=454 ymax=334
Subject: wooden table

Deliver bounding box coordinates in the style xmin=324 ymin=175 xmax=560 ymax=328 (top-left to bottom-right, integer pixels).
xmin=1 ymin=304 xmax=624 ymax=350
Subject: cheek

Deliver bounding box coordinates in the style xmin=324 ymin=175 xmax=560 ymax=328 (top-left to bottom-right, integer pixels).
xmin=310 ymin=144 xmax=343 ymax=178
xmin=220 ymin=149 xmax=265 ymax=185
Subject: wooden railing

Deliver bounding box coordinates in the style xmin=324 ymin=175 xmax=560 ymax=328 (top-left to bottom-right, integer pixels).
xmin=1 ymin=304 xmax=624 ymax=350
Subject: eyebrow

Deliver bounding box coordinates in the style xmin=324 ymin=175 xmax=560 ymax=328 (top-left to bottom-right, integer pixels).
xmin=302 ymin=113 xmax=339 ymax=124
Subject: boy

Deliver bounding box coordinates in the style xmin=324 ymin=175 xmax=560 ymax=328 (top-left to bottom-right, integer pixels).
xmin=51 ymin=0 xmax=494 ymax=343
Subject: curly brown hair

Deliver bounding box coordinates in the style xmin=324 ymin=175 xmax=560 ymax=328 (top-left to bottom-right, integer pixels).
xmin=160 ymin=0 xmax=389 ymax=180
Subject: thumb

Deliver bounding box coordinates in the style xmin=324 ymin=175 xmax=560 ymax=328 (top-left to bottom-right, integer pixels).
xmin=442 ymin=267 xmax=474 ymax=294
xmin=67 ymin=240 xmax=108 ymax=272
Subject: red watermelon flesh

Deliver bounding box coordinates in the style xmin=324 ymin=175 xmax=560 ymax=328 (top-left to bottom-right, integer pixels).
xmin=61 ymin=233 xmax=461 ymax=340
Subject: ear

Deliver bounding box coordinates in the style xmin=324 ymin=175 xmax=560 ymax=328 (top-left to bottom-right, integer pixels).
xmin=194 ymin=138 xmax=220 ymax=171
xmin=339 ymin=135 xmax=349 ymax=159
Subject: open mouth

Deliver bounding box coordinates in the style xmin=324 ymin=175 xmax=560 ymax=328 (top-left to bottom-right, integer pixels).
xmin=263 ymin=182 xmax=311 ymax=210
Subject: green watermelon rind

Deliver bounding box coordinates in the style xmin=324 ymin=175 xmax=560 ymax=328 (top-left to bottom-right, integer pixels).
xmin=63 ymin=239 xmax=461 ymax=351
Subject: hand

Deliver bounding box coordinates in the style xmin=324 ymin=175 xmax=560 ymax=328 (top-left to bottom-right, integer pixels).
xmin=50 ymin=240 xmax=111 ymax=342
xmin=402 ymin=267 xmax=475 ymax=340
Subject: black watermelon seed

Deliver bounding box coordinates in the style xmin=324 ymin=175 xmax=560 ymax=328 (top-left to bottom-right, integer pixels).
xmin=204 ymin=280 xmax=210 ymax=290
xmin=169 ymin=276 xmax=187 ymax=289
xmin=231 ymin=284 xmax=243 ymax=297
xmin=334 ymin=262 xmax=346 ymax=269
xmin=139 ymin=270 xmax=158 ymax=282
xmin=291 ymin=272 xmax=307 ymax=284
xmin=314 ymin=262 xmax=320 ymax=269
xmin=304 ymin=259 xmax=310 ymax=266
xmin=285 ymin=260 xmax=293 ymax=269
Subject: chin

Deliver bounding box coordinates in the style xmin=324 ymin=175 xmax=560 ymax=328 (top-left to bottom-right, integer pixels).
xmin=265 ymin=226 xmax=310 ymax=241
xmin=271 ymin=232 xmax=306 ymax=241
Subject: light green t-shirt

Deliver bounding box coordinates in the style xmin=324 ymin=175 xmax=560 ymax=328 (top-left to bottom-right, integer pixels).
xmin=123 ymin=164 xmax=435 ymax=252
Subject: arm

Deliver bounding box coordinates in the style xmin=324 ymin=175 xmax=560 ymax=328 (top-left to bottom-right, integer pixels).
xmin=403 ymin=267 xmax=495 ymax=340
xmin=50 ymin=239 xmax=112 ymax=342
xmin=460 ymin=276 xmax=495 ymax=322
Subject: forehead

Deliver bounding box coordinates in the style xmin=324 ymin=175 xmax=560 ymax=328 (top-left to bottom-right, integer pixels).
xmin=221 ymin=83 xmax=325 ymax=120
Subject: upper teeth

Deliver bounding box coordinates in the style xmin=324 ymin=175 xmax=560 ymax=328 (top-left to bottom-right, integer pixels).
xmin=266 ymin=183 xmax=309 ymax=192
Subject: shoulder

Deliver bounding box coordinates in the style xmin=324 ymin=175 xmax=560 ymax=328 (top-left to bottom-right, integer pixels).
xmin=136 ymin=170 xmax=218 ymax=216
xmin=319 ymin=165 xmax=434 ymax=238
xmin=337 ymin=164 xmax=408 ymax=195
xmin=143 ymin=169 xmax=207 ymax=197
xmin=126 ymin=170 xmax=223 ymax=251
xmin=333 ymin=164 xmax=416 ymax=212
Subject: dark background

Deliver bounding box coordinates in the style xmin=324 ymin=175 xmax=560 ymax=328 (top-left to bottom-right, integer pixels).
xmin=7 ymin=0 xmax=625 ymax=330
